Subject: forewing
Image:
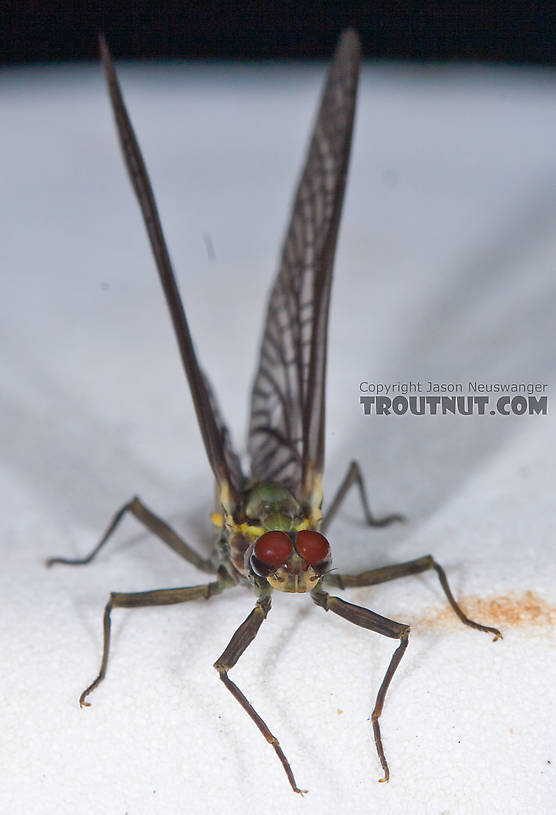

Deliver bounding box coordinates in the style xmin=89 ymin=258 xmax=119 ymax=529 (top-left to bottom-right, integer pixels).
xmin=100 ymin=36 xmax=243 ymax=509
xmin=248 ymin=30 xmax=361 ymax=505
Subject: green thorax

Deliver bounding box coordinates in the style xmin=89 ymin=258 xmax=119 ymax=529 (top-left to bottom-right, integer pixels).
xmin=244 ymin=482 xmax=301 ymax=531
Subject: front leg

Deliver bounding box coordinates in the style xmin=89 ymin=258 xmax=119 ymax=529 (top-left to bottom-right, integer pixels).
xmin=312 ymin=589 xmax=409 ymax=782
xmin=214 ymin=594 xmax=307 ymax=795
xmin=322 ymin=460 xmax=404 ymax=534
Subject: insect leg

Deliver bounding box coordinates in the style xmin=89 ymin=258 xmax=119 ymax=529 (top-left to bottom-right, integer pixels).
xmin=214 ymin=594 xmax=307 ymax=795
xmin=312 ymin=589 xmax=409 ymax=782
xmin=321 ymin=460 xmax=404 ymax=534
xmin=324 ymin=554 xmax=501 ymax=640
xmin=46 ymin=496 xmax=215 ymax=573
xmin=80 ymin=578 xmax=230 ymax=706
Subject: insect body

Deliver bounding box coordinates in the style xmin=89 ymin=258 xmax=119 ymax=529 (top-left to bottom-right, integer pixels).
xmin=48 ymin=30 xmax=501 ymax=794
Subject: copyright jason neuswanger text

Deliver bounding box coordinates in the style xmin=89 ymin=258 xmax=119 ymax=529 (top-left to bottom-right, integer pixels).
xmin=358 ymin=380 xmax=548 ymax=416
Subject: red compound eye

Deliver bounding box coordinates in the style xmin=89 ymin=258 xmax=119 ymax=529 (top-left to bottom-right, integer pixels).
xmin=254 ymin=531 xmax=293 ymax=568
xmin=296 ymin=530 xmax=330 ymax=564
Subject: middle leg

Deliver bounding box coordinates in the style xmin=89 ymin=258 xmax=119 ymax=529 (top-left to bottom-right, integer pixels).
xmin=80 ymin=576 xmax=232 ymax=707
xmin=324 ymin=554 xmax=501 ymax=639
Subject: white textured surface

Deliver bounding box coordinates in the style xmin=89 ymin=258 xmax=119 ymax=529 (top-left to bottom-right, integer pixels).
xmin=1 ymin=59 xmax=555 ymax=814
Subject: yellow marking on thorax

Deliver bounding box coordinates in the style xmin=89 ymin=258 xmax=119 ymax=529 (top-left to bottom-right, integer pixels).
xmin=218 ymin=482 xmax=234 ymax=515
xmin=295 ymin=508 xmax=323 ymax=531
xmin=213 ymin=514 xmax=265 ymax=540
xmin=210 ymin=512 xmax=224 ymax=529
xmin=211 ymin=510 xmax=322 ymax=535
xmin=310 ymin=474 xmax=324 ymax=515
xmin=234 ymin=522 xmax=265 ymax=539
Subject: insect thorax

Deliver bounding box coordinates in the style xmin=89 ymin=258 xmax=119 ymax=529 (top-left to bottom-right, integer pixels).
xmin=211 ymin=481 xmax=323 ymax=583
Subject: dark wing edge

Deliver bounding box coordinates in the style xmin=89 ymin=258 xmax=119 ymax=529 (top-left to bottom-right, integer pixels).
xmin=99 ymin=35 xmax=243 ymax=509
xmin=248 ymin=29 xmax=361 ymax=507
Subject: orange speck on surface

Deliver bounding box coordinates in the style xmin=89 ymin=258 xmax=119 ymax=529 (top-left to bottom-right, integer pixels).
xmin=415 ymin=590 xmax=555 ymax=631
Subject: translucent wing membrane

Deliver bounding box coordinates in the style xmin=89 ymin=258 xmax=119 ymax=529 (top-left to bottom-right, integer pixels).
xmin=202 ymin=373 xmax=244 ymax=498
xmin=248 ymin=29 xmax=361 ymax=504
xmin=100 ymin=36 xmax=244 ymax=505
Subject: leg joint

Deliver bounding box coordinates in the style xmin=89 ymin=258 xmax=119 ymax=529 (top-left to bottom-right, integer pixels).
xmin=310 ymin=590 xmax=329 ymax=611
xmin=257 ymin=595 xmax=272 ymax=617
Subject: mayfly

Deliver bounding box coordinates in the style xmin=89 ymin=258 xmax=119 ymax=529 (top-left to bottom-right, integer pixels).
xmin=48 ymin=29 xmax=501 ymax=794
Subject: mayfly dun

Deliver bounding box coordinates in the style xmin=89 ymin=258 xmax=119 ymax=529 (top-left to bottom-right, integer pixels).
xmin=47 ymin=29 xmax=501 ymax=794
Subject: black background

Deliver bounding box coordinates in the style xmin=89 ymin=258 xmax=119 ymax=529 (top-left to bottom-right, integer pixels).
xmin=2 ymin=1 xmax=556 ymax=65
